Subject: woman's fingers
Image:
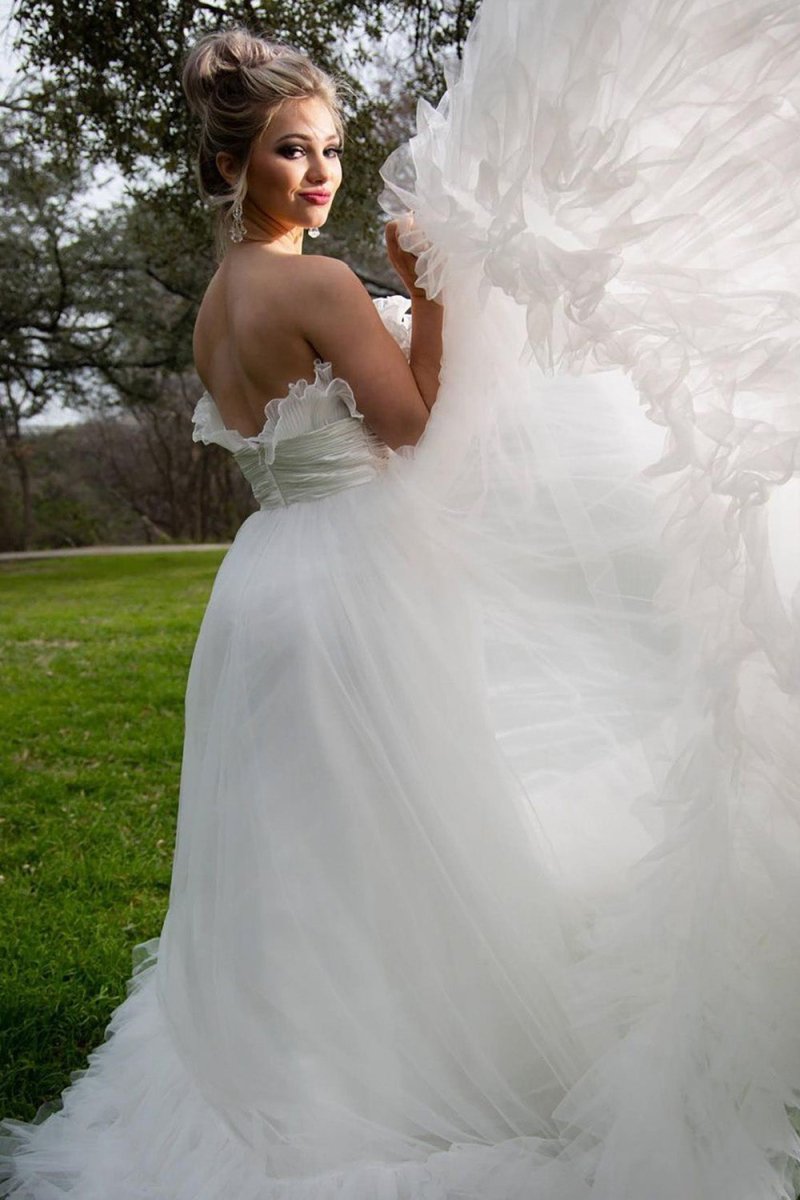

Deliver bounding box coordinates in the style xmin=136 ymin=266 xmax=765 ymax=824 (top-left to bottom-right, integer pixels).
xmin=385 ymin=217 xmax=426 ymax=298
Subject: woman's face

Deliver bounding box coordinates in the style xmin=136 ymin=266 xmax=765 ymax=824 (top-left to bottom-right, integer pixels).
xmin=220 ymin=96 xmax=343 ymax=239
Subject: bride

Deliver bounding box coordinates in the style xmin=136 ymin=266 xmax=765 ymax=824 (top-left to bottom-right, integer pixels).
xmin=2 ymin=2 xmax=800 ymax=1198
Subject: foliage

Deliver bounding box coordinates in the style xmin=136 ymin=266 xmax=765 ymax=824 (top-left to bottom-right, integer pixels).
xmin=0 ymin=550 xmax=225 ymax=1120
xmin=0 ymin=115 xmax=106 ymax=548
xmin=0 ymin=116 xmax=123 ymax=407
xmin=0 ymin=113 xmax=214 ymax=548
xmin=0 ymin=110 xmax=211 ymax=410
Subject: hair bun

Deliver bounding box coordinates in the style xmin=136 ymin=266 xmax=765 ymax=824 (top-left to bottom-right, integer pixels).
xmin=182 ymin=28 xmax=280 ymax=117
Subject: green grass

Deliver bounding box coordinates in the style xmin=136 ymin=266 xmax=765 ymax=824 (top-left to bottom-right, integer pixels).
xmin=0 ymin=551 xmax=226 ymax=1120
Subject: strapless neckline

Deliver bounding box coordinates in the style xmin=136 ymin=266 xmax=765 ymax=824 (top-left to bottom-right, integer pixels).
xmin=199 ymin=359 xmax=364 ymax=447
xmin=192 ymin=357 xmax=389 ymax=510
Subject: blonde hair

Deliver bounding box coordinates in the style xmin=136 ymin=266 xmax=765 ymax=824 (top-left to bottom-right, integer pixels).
xmin=182 ymin=27 xmax=346 ymax=248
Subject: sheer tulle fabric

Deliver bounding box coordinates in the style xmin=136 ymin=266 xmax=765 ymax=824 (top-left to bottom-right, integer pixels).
xmin=379 ymin=0 xmax=800 ymax=1195
xmin=2 ymin=0 xmax=800 ymax=1197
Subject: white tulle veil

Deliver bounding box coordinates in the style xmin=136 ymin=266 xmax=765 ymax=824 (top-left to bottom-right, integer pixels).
xmin=379 ymin=0 xmax=800 ymax=1195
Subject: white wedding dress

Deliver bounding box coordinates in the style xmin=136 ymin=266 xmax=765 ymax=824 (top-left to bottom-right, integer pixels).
xmin=3 ymin=1 xmax=800 ymax=1197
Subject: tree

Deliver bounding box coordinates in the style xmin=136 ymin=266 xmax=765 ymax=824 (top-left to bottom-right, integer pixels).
xmin=0 ymin=114 xmax=106 ymax=548
xmin=82 ymin=384 xmax=255 ymax=544
xmin=0 ymin=406 xmax=255 ymax=550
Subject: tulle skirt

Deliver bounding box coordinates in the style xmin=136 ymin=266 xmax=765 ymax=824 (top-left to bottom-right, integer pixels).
xmin=2 ymin=358 xmax=768 ymax=1199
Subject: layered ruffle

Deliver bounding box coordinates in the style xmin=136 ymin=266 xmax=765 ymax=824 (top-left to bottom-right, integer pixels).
xmin=191 ymin=362 xmax=367 ymax=465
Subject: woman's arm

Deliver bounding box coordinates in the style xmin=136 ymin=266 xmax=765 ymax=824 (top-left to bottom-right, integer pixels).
xmin=298 ymin=250 xmax=442 ymax=451
xmin=384 ymin=220 xmax=443 ymax=414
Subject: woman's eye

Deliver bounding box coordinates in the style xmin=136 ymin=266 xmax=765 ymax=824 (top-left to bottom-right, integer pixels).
xmin=278 ymin=145 xmax=342 ymax=159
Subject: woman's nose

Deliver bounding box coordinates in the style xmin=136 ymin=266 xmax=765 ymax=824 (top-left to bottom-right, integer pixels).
xmin=305 ymin=155 xmax=331 ymax=184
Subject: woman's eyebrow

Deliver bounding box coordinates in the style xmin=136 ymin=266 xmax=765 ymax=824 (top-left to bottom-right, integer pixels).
xmin=274 ymin=132 xmax=339 ymax=143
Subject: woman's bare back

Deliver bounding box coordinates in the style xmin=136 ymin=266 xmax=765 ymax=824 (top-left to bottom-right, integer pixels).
xmin=193 ymin=250 xmax=326 ymax=438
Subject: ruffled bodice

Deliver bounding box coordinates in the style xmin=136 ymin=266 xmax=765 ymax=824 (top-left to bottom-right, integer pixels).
xmin=191 ymin=296 xmax=411 ymax=511
xmin=192 ymin=362 xmax=391 ymax=510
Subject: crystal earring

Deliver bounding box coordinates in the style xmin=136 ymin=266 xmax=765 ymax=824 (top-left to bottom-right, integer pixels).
xmin=306 ymin=226 xmax=320 ymax=239
xmin=229 ymin=198 xmax=245 ymax=243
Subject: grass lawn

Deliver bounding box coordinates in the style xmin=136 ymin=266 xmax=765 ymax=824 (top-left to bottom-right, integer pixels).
xmin=0 ymin=550 xmax=226 ymax=1121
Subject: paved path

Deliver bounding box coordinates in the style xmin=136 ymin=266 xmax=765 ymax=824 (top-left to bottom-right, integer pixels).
xmin=0 ymin=544 xmax=230 ymax=563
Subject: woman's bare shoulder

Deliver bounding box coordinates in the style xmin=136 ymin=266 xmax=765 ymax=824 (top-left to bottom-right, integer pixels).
xmin=246 ymin=250 xmax=360 ymax=286
xmin=298 ymin=254 xmax=393 ymax=324
xmin=294 ymin=252 xmax=382 ymax=297
xmin=238 ymin=252 xmax=385 ymax=350
xmin=283 ymin=253 xmax=368 ymax=301
xmin=217 ymin=251 xmax=365 ymax=327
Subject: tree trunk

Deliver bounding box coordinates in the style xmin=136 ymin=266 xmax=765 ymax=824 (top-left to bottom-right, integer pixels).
xmin=8 ymin=436 xmax=32 ymax=551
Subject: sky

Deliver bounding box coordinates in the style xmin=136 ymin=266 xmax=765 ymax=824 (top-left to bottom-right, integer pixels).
xmin=0 ymin=0 xmax=18 ymax=89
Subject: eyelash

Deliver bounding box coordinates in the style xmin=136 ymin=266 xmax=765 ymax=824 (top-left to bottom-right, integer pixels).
xmin=279 ymin=146 xmax=343 ymax=159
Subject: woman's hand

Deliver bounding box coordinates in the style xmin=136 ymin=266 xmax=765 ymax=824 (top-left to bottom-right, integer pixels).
xmin=385 ymin=218 xmax=426 ymax=300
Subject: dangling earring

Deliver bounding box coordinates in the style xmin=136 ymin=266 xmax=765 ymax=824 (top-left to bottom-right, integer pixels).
xmin=306 ymin=226 xmax=320 ymax=239
xmin=229 ymin=198 xmax=245 ymax=243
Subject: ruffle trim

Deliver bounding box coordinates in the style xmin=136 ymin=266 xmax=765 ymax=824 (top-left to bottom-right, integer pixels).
xmin=191 ymin=362 xmax=364 ymax=466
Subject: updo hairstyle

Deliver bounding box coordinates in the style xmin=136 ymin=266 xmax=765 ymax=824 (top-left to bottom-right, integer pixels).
xmin=182 ymin=27 xmax=345 ymax=244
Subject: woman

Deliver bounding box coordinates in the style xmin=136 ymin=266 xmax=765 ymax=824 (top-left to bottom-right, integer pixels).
xmin=3 ymin=2 xmax=800 ymax=1197
xmin=186 ymin=30 xmax=439 ymax=452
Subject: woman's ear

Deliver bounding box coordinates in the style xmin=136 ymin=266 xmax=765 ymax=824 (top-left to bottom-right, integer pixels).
xmin=216 ymin=151 xmax=239 ymax=188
